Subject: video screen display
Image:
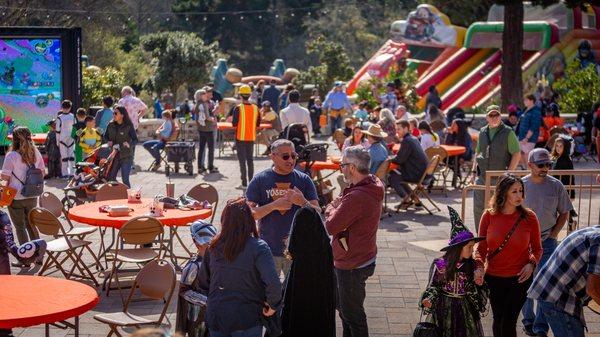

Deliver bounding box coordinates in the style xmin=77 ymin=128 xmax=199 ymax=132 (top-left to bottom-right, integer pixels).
xmin=0 ymin=38 xmax=62 ymax=132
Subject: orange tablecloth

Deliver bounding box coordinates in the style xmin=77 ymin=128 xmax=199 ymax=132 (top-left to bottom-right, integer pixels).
xmin=7 ymin=133 xmax=47 ymax=144
xmin=68 ymin=198 xmax=212 ymax=229
xmin=217 ymin=122 xmax=273 ymax=131
xmin=391 ymin=144 xmax=466 ymax=157
xmin=299 ymin=156 xmax=341 ymax=171
xmin=0 ymin=275 xmax=98 ymax=329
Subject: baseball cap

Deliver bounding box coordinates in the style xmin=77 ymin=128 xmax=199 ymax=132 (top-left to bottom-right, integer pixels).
xmin=334 ymin=81 xmax=343 ymax=87
xmin=261 ymin=100 xmax=271 ymax=106
xmin=528 ymin=148 xmax=552 ymax=165
xmin=190 ymin=220 xmax=218 ymax=245
xmin=486 ymin=105 xmax=501 ymax=116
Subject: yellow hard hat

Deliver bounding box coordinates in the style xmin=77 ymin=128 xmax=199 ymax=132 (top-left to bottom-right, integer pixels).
xmin=239 ymin=85 xmax=252 ymax=95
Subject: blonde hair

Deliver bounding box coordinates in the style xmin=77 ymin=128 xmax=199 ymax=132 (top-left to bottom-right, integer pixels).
xmin=11 ymin=127 xmax=36 ymax=165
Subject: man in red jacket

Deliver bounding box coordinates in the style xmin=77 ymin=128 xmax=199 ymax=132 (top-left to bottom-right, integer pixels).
xmin=325 ymin=145 xmax=384 ymax=337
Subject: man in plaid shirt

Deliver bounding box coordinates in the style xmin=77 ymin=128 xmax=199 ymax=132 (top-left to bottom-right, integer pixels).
xmin=527 ymin=226 xmax=600 ymax=337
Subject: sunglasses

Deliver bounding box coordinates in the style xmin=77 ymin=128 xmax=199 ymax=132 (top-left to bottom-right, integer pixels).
xmin=276 ymin=152 xmax=298 ymax=161
xmin=536 ymin=163 xmax=552 ymax=168
xmin=339 ymin=162 xmax=353 ymax=168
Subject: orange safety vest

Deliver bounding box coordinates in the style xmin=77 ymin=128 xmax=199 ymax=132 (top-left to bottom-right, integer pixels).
xmin=236 ymin=103 xmax=259 ymax=141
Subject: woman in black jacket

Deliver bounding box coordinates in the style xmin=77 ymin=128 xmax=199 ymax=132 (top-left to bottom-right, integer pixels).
xmin=551 ymin=135 xmax=575 ymax=199
xmin=105 ymin=105 xmax=138 ymax=187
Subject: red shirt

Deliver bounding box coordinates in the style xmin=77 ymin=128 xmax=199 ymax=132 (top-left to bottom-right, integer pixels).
xmin=474 ymin=209 xmax=543 ymax=277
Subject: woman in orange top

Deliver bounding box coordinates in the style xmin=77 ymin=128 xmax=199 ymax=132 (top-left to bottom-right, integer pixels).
xmin=539 ymin=103 xmax=565 ymax=144
xmin=474 ymin=173 xmax=542 ymax=337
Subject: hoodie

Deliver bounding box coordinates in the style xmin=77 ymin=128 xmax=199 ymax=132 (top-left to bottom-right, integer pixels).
xmin=325 ymin=175 xmax=384 ymax=270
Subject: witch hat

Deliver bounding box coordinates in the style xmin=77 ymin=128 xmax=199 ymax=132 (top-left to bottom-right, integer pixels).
xmin=440 ymin=206 xmax=485 ymax=251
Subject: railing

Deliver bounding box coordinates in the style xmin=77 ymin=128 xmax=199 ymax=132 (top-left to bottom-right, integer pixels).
xmin=461 ymin=169 xmax=600 ymax=232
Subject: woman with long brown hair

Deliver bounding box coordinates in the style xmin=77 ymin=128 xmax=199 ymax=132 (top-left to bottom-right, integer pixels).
xmin=198 ymin=197 xmax=281 ymax=337
xmin=1 ymin=126 xmax=45 ymax=265
xmin=474 ymin=174 xmax=542 ymax=337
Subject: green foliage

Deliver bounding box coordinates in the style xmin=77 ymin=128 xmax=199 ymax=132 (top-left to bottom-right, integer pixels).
xmin=553 ymin=61 xmax=600 ymax=115
xmin=140 ymin=31 xmax=221 ymax=94
xmin=354 ymin=66 xmax=420 ymax=112
xmin=294 ymin=36 xmax=355 ymax=95
xmin=420 ymin=0 xmax=494 ymax=27
xmin=82 ymin=67 xmax=125 ymax=108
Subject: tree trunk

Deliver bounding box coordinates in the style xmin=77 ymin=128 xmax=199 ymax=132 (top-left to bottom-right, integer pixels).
xmin=501 ymin=1 xmax=524 ymax=111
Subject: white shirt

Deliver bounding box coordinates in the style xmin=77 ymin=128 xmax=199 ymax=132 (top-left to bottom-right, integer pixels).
xmin=280 ymin=103 xmax=312 ymax=132
xmin=2 ymin=150 xmax=45 ymax=200
xmin=420 ymin=133 xmax=440 ymax=151
xmin=118 ymin=94 xmax=148 ymax=129
xmin=56 ymin=112 xmax=74 ymax=143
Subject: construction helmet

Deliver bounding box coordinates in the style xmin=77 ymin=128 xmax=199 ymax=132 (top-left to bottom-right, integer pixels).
xmin=239 ymin=85 xmax=252 ymax=95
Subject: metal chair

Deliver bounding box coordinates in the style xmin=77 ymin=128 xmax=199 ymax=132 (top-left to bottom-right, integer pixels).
xmin=397 ymin=155 xmax=442 ymax=215
xmin=94 ymin=259 xmax=176 ymax=337
xmin=188 ymin=183 xmax=218 ymax=224
xmin=95 ymin=182 xmax=129 ymax=201
xmin=28 ymin=207 xmax=98 ymax=286
xmin=425 ymin=146 xmax=450 ymax=196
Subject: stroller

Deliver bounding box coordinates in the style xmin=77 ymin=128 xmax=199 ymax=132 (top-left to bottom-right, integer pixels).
xmin=62 ymin=144 xmax=118 ymax=209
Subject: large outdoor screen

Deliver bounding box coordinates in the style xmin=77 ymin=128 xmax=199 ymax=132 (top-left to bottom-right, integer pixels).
xmin=0 ymin=38 xmax=62 ymax=133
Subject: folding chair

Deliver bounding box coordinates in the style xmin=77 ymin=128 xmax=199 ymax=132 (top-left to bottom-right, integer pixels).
xmin=106 ymin=216 xmax=164 ymax=300
xmin=374 ymin=158 xmax=392 ymax=218
xmin=397 ymin=155 xmax=442 ymax=215
xmin=94 ymin=259 xmax=176 ymax=337
xmin=95 ymin=182 xmax=129 ymax=201
xmin=425 ymin=146 xmax=449 ymax=196
xmin=188 ymin=183 xmax=219 ymax=224
xmin=148 ymin=122 xmax=180 ymax=172
xmin=39 ymin=192 xmax=102 ymax=269
xmin=28 ymin=207 xmax=98 ymax=286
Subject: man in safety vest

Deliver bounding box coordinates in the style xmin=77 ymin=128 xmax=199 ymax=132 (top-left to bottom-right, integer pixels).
xmin=232 ymin=84 xmax=261 ymax=189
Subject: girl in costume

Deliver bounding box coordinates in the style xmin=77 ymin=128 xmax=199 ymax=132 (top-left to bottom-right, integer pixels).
xmin=420 ymin=206 xmax=488 ymax=337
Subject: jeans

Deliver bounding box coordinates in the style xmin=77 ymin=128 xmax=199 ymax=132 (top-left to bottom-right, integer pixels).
xmin=330 ymin=115 xmax=342 ymax=134
xmin=198 ymin=130 xmax=216 ymax=169
xmin=109 ymin=156 xmax=133 ymax=187
xmin=142 ymin=140 xmax=165 ymax=164
xmin=486 ymin=274 xmax=532 ymax=337
xmin=538 ymin=301 xmax=585 ymax=337
xmin=310 ymin=112 xmax=321 ymax=134
xmin=335 ymin=263 xmax=376 ymax=337
xmin=522 ymin=237 xmax=559 ymax=334
xmin=236 ymin=141 xmax=254 ymax=186
xmin=210 ymin=326 xmax=262 ymax=337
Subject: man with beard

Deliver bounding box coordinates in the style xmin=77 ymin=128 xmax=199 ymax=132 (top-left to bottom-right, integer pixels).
xmin=521 ymin=148 xmax=573 ymax=337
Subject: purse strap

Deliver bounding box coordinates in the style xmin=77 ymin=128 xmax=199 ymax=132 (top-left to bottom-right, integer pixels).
xmin=487 ymin=211 xmax=525 ymax=262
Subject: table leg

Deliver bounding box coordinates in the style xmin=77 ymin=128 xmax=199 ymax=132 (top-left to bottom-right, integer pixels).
xmin=452 ymin=156 xmax=459 ymax=188
xmin=75 ymin=316 xmax=79 ymax=337
xmin=45 ymin=323 xmax=49 ymax=337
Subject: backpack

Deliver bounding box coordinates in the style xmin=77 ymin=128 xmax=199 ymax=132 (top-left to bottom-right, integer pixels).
xmin=12 ymin=164 xmax=44 ymax=197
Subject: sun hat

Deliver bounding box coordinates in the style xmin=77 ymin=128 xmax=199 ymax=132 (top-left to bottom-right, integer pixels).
xmin=361 ymin=124 xmax=388 ymax=138
xmin=190 ymin=220 xmax=218 ymax=245
xmin=440 ymin=206 xmax=485 ymax=251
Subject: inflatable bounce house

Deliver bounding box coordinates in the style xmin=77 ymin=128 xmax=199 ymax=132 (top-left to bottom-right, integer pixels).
xmin=348 ymin=3 xmax=600 ymax=112
xmin=210 ymin=58 xmax=299 ymax=95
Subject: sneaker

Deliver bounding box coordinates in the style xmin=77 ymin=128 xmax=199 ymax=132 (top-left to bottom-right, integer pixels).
xmin=198 ymin=166 xmax=207 ymax=174
xmin=523 ymin=325 xmax=535 ymax=336
xmin=208 ymin=167 xmax=219 ymax=173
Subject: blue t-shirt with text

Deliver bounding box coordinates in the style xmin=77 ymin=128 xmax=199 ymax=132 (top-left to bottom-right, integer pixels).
xmin=246 ymin=168 xmax=318 ymax=256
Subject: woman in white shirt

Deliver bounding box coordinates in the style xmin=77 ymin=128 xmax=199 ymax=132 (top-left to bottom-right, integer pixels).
xmin=1 ymin=127 xmax=45 ymax=263
xmin=342 ymin=126 xmax=370 ymax=151
xmin=418 ymin=120 xmax=440 ymax=151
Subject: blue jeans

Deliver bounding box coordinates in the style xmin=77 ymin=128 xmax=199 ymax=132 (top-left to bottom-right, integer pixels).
xmin=538 ymin=301 xmax=585 ymax=337
xmin=522 ymin=237 xmax=558 ymax=334
xmin=210 ymin=326 xmax=262 ymax=337
xmin=330 ymin=115 xmax=342 ymax=134
xmin=108 ymin=156 xmax=133 ymax=187
xmin=335 ymin=263 xmax=376 ymax=337
xmin=142 ymin=140 xmax=165 ymax=164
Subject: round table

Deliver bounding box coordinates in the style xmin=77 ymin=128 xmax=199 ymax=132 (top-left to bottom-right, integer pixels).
xmin=0 ymin=275 xmax=98 ymax=335
xmin=68 ymin=198 xmax=212 ymax=229
xmin=7 ymin=133 xmax=47 ymax=144
xmin=391 ymin=143 xmax=466 ymax=156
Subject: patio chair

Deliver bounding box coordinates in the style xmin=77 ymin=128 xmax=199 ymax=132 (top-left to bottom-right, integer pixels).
xmin=39 ymin=192 xmax=102 ymax=269
xmin=28 ymin=207 xmax=98 ymax=286
xmin=106 ymin=216 xmax=164 ymax=299
xmin=374 ymin=158 xmax=392 ymax=218
xmin=188 ymin=183 xmax=218 ymax=224
xmin=95 ymin=182 xmax=129 ymax=201
xmin=396 ymin=155 xmax=442 ymax=215
xmin=425 ymin=146 xmax=449 ymax=196
xmin=94 ymin=259 xmax=176 ymax=337
xmin=147 ymin=122 xmax=180 ymax=172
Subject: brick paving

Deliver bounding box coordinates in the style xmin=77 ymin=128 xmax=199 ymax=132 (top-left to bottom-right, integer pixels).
xmin=5 ymin=140 xmax=600 ymax=337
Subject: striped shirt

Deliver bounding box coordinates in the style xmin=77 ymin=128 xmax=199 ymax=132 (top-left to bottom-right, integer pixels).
xmin=527 ymin=226 xmax=600 ymax=325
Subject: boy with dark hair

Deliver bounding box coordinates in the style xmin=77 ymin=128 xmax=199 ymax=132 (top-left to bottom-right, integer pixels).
xmin=95 ymin=96 xmax=114 ymax=135
xmin=79 ymin=116 xmax=102 ymax=158
xmin=71 ymin=108 xmax=87 ymax=163
xmin=44 ymin=120 xmax=61 ymax=179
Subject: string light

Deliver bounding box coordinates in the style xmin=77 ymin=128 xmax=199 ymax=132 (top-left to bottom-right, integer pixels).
xmin=185 ymin=16 xmax=189 ymax=21
xmin=87 ymin=16 xmax=91 ymax=20
xmin=203 ymin=16 xmax=207 ymax=21
xmin=107 ymin=16 xmax=111 ymax=21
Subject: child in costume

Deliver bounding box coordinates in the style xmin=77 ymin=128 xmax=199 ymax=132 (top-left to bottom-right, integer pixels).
xmin=176 ymin=220 xmax=217 ymax=337
xmin=79 ymin=116 xmax=102 ymax=158
xmin=56 ymin=100 xmax=75 ymax=177
xmin=44 ymin=119 xmax=61 ymax=179
xmin=419 ymin=206 xmax=489 ymax=337
xmin=71 ymin=108 xmax=87 ymax=163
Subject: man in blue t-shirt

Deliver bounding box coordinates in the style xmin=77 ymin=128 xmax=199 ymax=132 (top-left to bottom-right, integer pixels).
xmin=246 ymin=139 xmax=319 ymax=279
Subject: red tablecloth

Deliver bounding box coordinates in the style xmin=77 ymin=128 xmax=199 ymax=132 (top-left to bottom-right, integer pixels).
xmin=0 ymin=275 xmax=98 ymax=329
xmin=7 ymin=133 xmax=47 ymax=144
xmin=68 ymin=198 xmax=212 ymax=229
xmin=391 ymin=144 xmax=466 ymax=157
xmin=299 ymin=156 xmax=341 ymax=171
xmin=217 ymin=122 xmax=273 ymax=131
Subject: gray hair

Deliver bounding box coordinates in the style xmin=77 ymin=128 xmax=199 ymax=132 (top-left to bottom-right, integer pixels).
xmin=343 ymin=145 xmax=371 ymax=174
xmin=270 ymin=139 xmax=295 ymax=153
xmin=194 ymin=89 xmax=206 ymax=101
xmin=380 ymin=108 xmax=395 ymax=122
xmin=121 ymin=86 xmax=135 ymax=96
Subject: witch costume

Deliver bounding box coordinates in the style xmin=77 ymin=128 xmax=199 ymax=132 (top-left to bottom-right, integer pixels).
xmin=280 ymin=206 xmax=336 ymax=337
xmin=419 ymin=207 xmax=489 ymax=337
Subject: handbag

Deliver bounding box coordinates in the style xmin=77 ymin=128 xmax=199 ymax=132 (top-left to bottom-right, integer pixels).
xmin=413 ymin=263 xmax=441 ymax=337
xmin=0 ymin=185 xmax=17 ymax=206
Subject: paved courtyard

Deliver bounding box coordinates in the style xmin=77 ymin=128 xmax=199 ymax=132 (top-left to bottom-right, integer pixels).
xmin=7 ymin=140 xmax=600 ymax=337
